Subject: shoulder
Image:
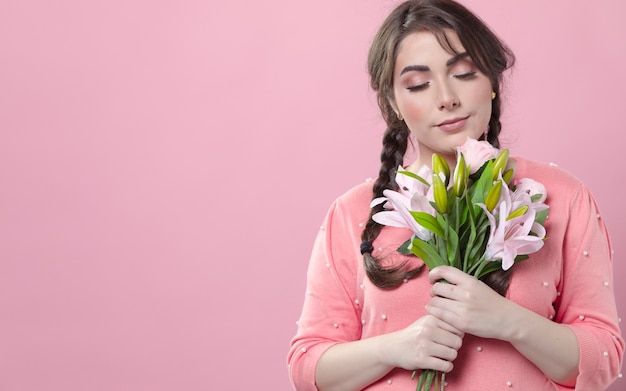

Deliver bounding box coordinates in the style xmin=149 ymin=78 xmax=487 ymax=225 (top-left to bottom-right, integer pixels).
xmin=336 ymin=179 xmax=375 ymax=205
xmin=514 ymin=157 xmax=602 ymax=223
xmin=514 ymin=156 xmax=585 ymax=194
xmin=325 ymin=180 xmax=375 ymax=223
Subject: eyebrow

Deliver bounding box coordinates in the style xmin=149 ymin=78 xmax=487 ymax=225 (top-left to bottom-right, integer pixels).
xmin=399 ymin=52 xmax=471 ymax=76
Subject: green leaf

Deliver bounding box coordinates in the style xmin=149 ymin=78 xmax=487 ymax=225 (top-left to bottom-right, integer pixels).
xmin=469 ymin=159 xmax=491 ymax=181
xmin=457 ymin=198 xmax=469 ymax=227
xmin=410 ymin=239 xmax=447 ymax=269
xmin=470 ymin=161 xmax=495 ymax=205
xmin=410 ymin=211 xmax=445 ymax=237
xmin=397 ymin=170 xmax=430 ymax=187
xmin=396 ymin=239 xmax=412 ymax=255
xmin=474 ymin=260 xmax=502 ymax=279
xmin=461 ymin=211 xmax=477 ymax=272
xmin=447 ymin=193 xmax=463 ymax=229
xmin=463 ymin=209 xmax=490 ymax=272
xmin=535 ymin=208 xmax=549 ymax=225
xmin=464 ymin=191 xmax=478 ymax=225
xmin=531 ymin=193 xmax=544 ymax=202
xmin=435 ymin=212 xmax=449 ymax=231
xmin=437 ymin=233 xmax=447 ymax=263
xmin=447 ymin=228 xmax=460 ymax=268
xmin=515 ymin=254 xmax=530 ymax=262
xmin=468 ymin=227 xmax=488 ymax=262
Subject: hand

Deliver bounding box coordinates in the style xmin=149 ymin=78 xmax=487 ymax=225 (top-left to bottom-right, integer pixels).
xmin=426 ymin=266 xmax=516 ymax=340
xmin=382 ymin=314 xmax=464 ymax=373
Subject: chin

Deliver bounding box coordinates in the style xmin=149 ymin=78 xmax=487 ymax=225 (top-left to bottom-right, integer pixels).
xmin=449 ymin=132 xmax=478 ymax=146
xmin=439 ymin=133 xmax=480 ymax=154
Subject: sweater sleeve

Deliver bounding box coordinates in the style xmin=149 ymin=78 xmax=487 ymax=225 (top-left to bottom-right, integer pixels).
xmin=287 ymin=196 xmax=363 ymax=390
xmin=554 ymin=183 xmax=624 ymax=390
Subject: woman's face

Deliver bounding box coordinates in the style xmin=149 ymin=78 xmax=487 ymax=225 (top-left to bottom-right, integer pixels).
xmin=391 ymin=30 xmax=493 ymax=166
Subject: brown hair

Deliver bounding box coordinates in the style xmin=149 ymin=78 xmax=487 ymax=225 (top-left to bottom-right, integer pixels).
xmin=362 ymin=0 xmax=515 ymax=294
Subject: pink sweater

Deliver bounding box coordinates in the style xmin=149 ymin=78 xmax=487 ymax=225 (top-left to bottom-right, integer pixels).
xmin=288 ymin=157 xmax=624 ymax=390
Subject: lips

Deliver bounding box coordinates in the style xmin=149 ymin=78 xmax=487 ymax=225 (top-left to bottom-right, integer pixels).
xmin=437 ymin=116 xmax=469 ymax=132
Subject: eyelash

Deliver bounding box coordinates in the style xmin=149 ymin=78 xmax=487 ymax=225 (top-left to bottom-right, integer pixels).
xmin=407 ymin=82 xmax=429 ymax=92
xmin=455 ymin=70 xmax=477 ymax=79
xmin=406 ymin=71 xmax=478 ymax=92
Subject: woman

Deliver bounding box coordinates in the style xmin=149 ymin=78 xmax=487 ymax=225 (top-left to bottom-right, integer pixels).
xmin=287 ymin=0 xmax=624 ymax=390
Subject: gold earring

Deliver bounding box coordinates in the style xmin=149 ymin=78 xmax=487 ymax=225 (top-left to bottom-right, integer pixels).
xmin=397 ymin=112 xmax=403 ymax=121
xmin=491 ymin=91 xmax=497 ymax=100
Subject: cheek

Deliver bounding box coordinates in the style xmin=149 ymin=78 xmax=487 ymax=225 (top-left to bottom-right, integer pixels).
xmin=468 ymin=84 xmax=493 ymax=119
xmin=468 ymin=82 xmax=492 ymax=103
xmin=402 ymin=104 xmax=426 ymax=122
xmin=397 ymin=95 xmax=429 ymax=124
xmin=461 ymin=73 xmax=493 ymax=102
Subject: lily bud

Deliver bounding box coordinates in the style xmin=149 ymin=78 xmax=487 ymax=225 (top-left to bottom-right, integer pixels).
xmin=485 ymin=180 xmax=502 ymax=211
xmin=507 ymin=205 xmax=529 ymax=220
xmin=432 ymin=154 xmax=450 ymax=184
xmin=453 ymin=153 xmax=468 ymax=197
xmin=502 ymin=168 xmax=514 ymax=184
xmin=492 ymin=149 xmax=509 ymax=180
xmin=432 ymin=173 xmax=448 ymax=213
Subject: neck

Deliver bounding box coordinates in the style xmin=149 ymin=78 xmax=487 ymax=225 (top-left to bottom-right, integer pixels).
xmin=406 ymin=153 xmax=457 ymax=174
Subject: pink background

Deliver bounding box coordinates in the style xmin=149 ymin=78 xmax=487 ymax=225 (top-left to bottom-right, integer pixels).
xmin=1 ymin=0 xmax=624 ymax=390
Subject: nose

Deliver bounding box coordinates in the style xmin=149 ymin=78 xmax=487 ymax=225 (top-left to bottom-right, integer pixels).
xmin=437 ymin=82 xmax=460 ymax=110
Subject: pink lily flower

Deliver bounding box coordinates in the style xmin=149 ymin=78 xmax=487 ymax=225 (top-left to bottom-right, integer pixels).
xmin=479 ymin=179 xmax=546 ymax=270
xmin=514 ymin=178 xmax=548 ymax=205
xmin=510 ymin=179 xmax=549 ymax=230
xmin=371 ymin=166 xmax=435 ymax=241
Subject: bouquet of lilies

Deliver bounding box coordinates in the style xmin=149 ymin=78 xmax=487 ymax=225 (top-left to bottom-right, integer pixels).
xmin=370 ymin=137 xmax=549 ymax=391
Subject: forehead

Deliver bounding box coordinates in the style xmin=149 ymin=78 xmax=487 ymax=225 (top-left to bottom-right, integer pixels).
xmin=394 ymin=30 xmax=466 ymax=70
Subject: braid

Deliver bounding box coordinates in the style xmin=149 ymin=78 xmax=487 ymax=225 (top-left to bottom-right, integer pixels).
xmin=486 ymin=90 xmax=503 ymax=149
xmin=481 ymin=268 xmax=512 ymax=296
xmin=361 ymin=121 xmax=424 ymax=289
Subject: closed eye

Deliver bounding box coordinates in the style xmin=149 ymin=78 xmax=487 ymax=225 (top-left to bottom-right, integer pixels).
xmin=407 ymin=82 xmax=430 ymax=92
xmin=454 ymin=71 xmax=477 ymax=79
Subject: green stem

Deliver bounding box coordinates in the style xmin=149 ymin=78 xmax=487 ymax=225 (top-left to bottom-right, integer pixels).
xmin=469 ymin=256 xmax=487 ymax=276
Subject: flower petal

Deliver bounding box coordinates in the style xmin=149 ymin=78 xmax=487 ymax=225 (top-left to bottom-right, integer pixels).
xmin=370 ymin=197 xmax=388 ymax=208
xmin=372 ymin=211 xmax=411 ymax=228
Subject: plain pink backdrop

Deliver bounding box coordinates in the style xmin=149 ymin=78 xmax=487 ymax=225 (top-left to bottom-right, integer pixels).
xmin=0 ymin=0 xmax=624 ymax=390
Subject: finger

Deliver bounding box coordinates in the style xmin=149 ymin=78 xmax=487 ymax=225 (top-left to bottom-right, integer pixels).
xmin=428 ymin=265 xmax=464 ymax=284
xmin=428 ymin=295 xmax=456 ymax=311
xmin=430 ymin=280 xmax=460 ymax=299
xmin=431 ymin=327 xmax=464 ymax=350
xmin=428 ymin=312 xmax=465 ymax=338
xmin=416 ymin=356 xmax=455 ymax=373
xmin=428 ymin=342 xmax=460 ymax=362
xmin=426 ymin=302 xmax=462 ymax=330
